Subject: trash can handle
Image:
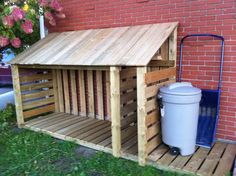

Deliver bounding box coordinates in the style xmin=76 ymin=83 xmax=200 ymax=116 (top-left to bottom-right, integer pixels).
xmin=178 ymin=34 xmax=225 ymax=90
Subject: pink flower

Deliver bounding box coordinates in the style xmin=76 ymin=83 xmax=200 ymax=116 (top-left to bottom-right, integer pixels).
xmin=11 ymin=7 xmax=25 ymax=21
xmin=2 ymin=15 xmax=14 ymax=28
xmin=11 ymin=37 xmax=21 ymax=48
xmin=0 ymin=36 xmax=9 ymax=48
xmin=44 ymin=11 xmax=54 ymax=20
xmin=55 ymin=12 xmax=66 ymax=19
xmin=50 ymin=0 xmax=63 ymax=12
xmin=38 ymin=0 xmax=49 ymax=7
xmin=49 ymin=18 xmax=56 ymax=26
xmin=21 ymin=20 xmax=33 ymax=34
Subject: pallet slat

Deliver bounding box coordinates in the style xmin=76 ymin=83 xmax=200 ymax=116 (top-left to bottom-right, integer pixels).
xmin=145 ymin=67 xmax=176 ymax=84
xmin=23 ymin=104 xmax=55 ymax=119
xmin=23 ymin=97 xmax=54 ymax=110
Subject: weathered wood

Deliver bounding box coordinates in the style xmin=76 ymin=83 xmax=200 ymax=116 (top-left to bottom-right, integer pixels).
xmin=110 ymin=66 xmax=121 ymax=157
xmin=148 ymin=60 xmax=175 ymax=67
xmin=121 ymin=112 xmax=137 ymax=129
xmin=120 ymin=79 xmax=136 ymax=92
xmin=57 ymin=69 xmax=64 ymax=112
xmin=70 ymin=70 xmax=78 ymax=115
xmin=145 ymin=98 xmax=157 ymax=113
xmin=147 ymin=135 xmax=162 ymax=154
xmin=11 ymin=65 xmax=24 ymax=126
xmin=23 ymin=97 xmax=55 ymax=110
xmin=145 ymin=79 xmax=175 ymax=99
xmin=145 ymin=67 xmax=176 ymax=84
xmin=148 ymin=144 xmax=169 ymax=161
xmin=157 ymin=151 xmax=177 ymax=166
xmin=105 ymin=71 xmax=111 ymax=120
xmin=121 ymin=90 xmax=137 ymax=104
xmin=20 ymin=73 xmax=52 ymax=83
xmin=21 ymin=89 xmax=54 ymax=101
xmin=96 ymin=71 xmax=104 ymax=119
xmin=137 ymin=67 xmax=148 ymax=165
xmin=161 ymin=39 xmax=169 ymax=60
xmin=214 ymin=144 xmax=236 ymax=176
xmin=52 ymin=70 xmax=59 ymax=112
xmin=197 ymin=142 xmax=227 ymax=176
xmin=20 ymin=81 xmax=53 ymax=92
xmin=120 ymin=68 xmax=136 ymax=80
xmin=87 ymin=70 xmax=95 ymax=118
xmin=23 ymin=104 xmax=55 ymax=119
xmin=62 ymin=70 xmax=70 ymax=113
xmin=19 ymin=65 xmax=109 ymax=71
xmin=121 ymin=102 xmax=137 ymax=117
xmin=147 ymin=122 xmax=160 ymax=140
xmin=169 ymin=27 xmax=177 ymax=67
xmin=146 ymin=110 xmax=160 ymax=127
xmin=78 ymin=70 xmax=86 ymax=116
xmin=183 ymin=147 xmax=209 ymax=173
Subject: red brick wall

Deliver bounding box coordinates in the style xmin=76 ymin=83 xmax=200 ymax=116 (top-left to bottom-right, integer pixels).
xmin=49 ymin=0 xmax=236 ymax=141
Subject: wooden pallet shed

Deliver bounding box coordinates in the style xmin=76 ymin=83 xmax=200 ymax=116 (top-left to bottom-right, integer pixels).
xmin=10 ymin=22 xmax=178 ymax=166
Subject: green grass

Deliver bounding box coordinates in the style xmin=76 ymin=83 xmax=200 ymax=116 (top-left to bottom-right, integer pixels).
xmin=0 ymin=105 xmax=191 ymax=176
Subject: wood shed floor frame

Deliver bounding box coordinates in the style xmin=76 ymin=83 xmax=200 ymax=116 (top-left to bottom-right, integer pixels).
xmin=22 ymin=112 xmax=236 ymax=176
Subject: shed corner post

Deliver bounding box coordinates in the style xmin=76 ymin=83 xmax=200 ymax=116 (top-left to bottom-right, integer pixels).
xmin=110 ymin=66 xmax=121 ymax=157
xmin=137 ymin=66 xmax=148 ymax=166
xmin=169 ymin=27 xmax=177 ymax=67
xmin=11 ymin=65 xmax=24 ymax=127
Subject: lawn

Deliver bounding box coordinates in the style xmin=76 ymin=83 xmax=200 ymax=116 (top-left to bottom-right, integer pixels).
xmin=0 ymin=105 xmax=189 ymax=176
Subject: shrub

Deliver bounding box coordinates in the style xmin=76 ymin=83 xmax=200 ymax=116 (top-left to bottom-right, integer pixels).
xmin=0 ymin=103 xmax=16 ymax=129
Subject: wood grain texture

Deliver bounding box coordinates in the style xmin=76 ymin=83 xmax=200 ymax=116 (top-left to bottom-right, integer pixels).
xmin=70 ymin=70 xmax=78 ymax=115
xmin=110 ymin=67 xmax=121 ymax=157
xmin=10 ymin=22 xmax=178 ymax=66
xmin=11 ymin=65 xmax=24 ymax=126
xmin=137 ymin=67 xmax=148 ymax=166
xmin=62 ymin=70 xmax=70 ymax=113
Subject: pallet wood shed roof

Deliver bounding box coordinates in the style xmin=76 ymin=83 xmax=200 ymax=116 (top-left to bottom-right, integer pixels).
xmin=10 ymin=22 xmax=178 ymax=66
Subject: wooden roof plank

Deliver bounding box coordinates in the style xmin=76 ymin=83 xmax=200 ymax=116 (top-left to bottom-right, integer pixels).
xmin=10 ymin=22 xmax=178 ymax=66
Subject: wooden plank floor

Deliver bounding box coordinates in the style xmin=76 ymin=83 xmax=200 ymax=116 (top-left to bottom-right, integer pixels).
xmin=148 ymin=142 xmax=236 ymax=176
xmin=23 ymin=113 xmax=235 ymax=176
xmin=23 ymin=112 xmax=113 ymax=153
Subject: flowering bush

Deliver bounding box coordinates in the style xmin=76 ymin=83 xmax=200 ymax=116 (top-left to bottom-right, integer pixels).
xmin=0 ymin=0 xmax=65 ymax=62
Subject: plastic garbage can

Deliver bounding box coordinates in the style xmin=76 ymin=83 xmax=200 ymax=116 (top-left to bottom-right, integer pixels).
xmin=158 ymin=82 xmax=201 ymax=156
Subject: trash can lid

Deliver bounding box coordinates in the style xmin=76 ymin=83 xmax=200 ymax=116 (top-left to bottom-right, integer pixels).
xmin=160 ymin=82 xmax=201 ymax=96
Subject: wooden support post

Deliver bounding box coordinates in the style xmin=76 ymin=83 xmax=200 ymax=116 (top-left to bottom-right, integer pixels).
xmin=87 ymin=70 xmax=95 ymax=118
xmin=63 ymin=70 xmax=70 ymax=113
xmin=70 ymin=70 xmax=78 ymax=115
xmin=52 ymin=70 xmax=59 ymax=112
xmin=105 ymin=71 xmax=111 ymax=120
xmin=11 ymin=65 xmax=24 ymax=127
xmin=169 ymin=27 xmax=177 ymax=67
xmin=78 ymin=70 xmax=86 ymax=116
xmin=137 ymin=67 xmax=148 ymax=166
xmin=96 ymin=70 xmax=104 ymax=119
xmin=110 ymin=66 xmax=121 ymax=157
xmin=57 ymin=69 xmax=64 ymax=112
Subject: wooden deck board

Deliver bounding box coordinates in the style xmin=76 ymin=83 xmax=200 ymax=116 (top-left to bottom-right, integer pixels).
xmin=23 ymin=113 xmax=235 ymax=176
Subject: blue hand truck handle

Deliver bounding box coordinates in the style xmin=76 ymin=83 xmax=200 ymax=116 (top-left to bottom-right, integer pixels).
xmin=178 ymin=34 xmax=225 ymax=90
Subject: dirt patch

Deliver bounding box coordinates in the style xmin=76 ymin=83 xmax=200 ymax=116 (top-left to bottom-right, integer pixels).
xmin=75 ymin=146 xmax=97 ymax=159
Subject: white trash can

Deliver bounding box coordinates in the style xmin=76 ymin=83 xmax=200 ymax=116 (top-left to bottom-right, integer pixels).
xmin=158 ymin=82 xmax=201 ymax=156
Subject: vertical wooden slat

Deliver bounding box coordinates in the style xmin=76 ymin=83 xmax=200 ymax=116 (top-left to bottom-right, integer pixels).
xmin=96 ymin=71 xmax=104 ymax=119
xmin=87 ymin=70 xmax=95 ymax=118
xmin=169 ymin=27 xmax=177 ymax=67
xmin=62 ymin=70 xmax=70 ymax=113
xmin=106 ymin=71 xmax=111 ymax=120
xmin=137 ymin=67 xmax=148 ymax=166
xmin=78 ymin=70 xmax=86 ymax=116
xmin=52 ymin=70 xmax=59 ymax=112
xmin=110 ymin=66 xmax=121 ymax=157
xmin=11 ymin=65 xmax=24 ymax=127
xmin=57 ymin=69 xmax=64 ymax=112
xmin=161 ymin=40 xmax=169 ymax=60
xmin=70 ymin=70 xmax=78 ymax=115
